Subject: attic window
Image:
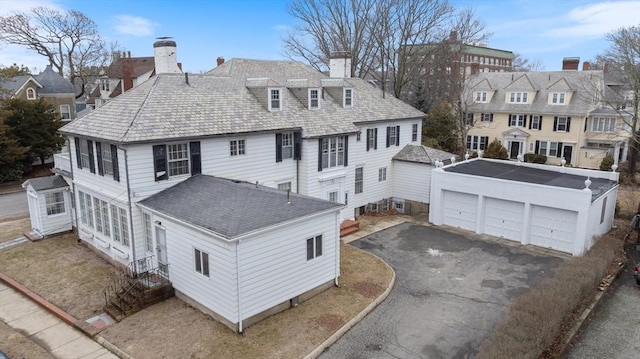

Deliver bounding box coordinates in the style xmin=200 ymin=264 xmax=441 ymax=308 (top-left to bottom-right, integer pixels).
xmin=509 ymin=92 xmax=528 ymax=104
xmin=100 ymin=78 xmax=110 ymax=92
xmin=551 ymin=92 xmax=566 ymax=104
xmin=475 ymin=91 xmax=487 ymax=103
xmin=26 ymin=87 xmax=36 ymax=100
xmin=309 ymin=88 xmax=320 ymax=109
xmin=269 ymin=88 xmax=281 ymax=111
xmin=344 ymin=88 xmax=353 ymax=108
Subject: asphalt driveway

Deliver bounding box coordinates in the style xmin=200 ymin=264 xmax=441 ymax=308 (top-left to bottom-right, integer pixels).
xmin=321 ymin=223 xmax=565 ymax=359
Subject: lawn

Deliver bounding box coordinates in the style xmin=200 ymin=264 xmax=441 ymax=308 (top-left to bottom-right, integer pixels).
xmin=0 ymin=218 xmax=30 ymax=243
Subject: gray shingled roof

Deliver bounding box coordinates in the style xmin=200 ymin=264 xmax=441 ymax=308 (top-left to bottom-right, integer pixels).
xmin=444 ymin=159 xmax=617 ymax=202
xmin=138 ymin=175 xmax=342 ymax=239
xmin=0 ymin=75 xmax=38 ymax=94
xmin=23 ymin=175 xmax=68 ymax=191
xmin=59 ymin=58 xmax=425 ymax=143
xmin=466 ymin=70 xmax=603 ymax=116
xmin=35 ymin=66 xmax=75 ymax=94
xmin=393 ymin=144 xmax=458 ymax=165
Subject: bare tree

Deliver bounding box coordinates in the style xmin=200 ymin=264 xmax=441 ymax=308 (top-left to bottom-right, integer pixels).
xmin=0 ymin=6 xmax=117 ymax=98
xmin=597 ymin=25 xmax=640 ymax=176
xmin=511 ymin=52 xmax=544 ymax=72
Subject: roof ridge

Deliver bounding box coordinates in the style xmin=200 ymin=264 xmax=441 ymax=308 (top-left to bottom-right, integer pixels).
xmin=120 ymin=76 xmax=160 ymax=143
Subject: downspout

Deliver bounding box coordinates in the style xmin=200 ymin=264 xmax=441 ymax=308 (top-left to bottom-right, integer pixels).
xmin=296 ymin=158 xmax=300 ymax=194
xmin=123 ymin=147 xmax=137 ymax=263
xmin=334 ymin=211 xmax=340 ymax=286
xmin=67 ymin=138 xmax=80 ymax=243
xmin=236 ymin=239 xmax=243 ymax=332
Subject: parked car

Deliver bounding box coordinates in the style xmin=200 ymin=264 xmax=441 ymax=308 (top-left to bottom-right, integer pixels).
xmin=634 ymin=261 xmax=640 ymax=286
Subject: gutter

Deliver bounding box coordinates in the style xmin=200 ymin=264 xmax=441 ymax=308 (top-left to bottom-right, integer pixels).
xmin=236 ymin=240 xmax=243 ymax=332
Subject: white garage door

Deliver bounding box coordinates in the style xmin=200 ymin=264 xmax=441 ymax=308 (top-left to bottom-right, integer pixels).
xmin=529 ymin=205 xmax=577 ymax=253
xmin=443 ymin=191 xmax=478 ymax=232
xmin=483 ymin=198 xmax=524 ymax=242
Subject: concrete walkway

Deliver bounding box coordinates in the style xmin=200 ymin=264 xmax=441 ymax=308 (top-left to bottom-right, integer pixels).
xmin=0 ymin=281 xmax=119 ymax=359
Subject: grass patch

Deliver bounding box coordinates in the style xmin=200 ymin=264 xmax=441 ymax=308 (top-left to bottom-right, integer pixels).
xmin=100 ymin=243 xmax=393 ymax=359
xmin=0 ymin=218 xmax=30 ymax=243
xmin=0 ymin=232 xmax=119 ymax=319
xmin=476 ymin=225 xmax=626 ymax=359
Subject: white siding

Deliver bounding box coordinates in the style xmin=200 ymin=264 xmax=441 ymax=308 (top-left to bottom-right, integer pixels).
xmin=155 ymin=214 xmax=239 ymax=323
xmin=238 ymin=212 xmax=339 ymax=319
xmin=392 ymin=161 xmax=432 ymax=203
xmin=30 ymin=189 xmax=73 ymax=236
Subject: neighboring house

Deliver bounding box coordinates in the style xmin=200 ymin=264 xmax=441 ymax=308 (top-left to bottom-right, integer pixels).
xmin=463 ymin=58 xmax=630 ymax=169
xmin=40 ymin=39 xmax=425 ymax=331
xmin=429 ymin=158 xmax=618 ymax=256
xmin=0 ymin=65 xmax=76 ymax=121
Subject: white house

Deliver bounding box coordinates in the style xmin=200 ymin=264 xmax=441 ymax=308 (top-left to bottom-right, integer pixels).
xmin=36 ymin=39 xmax=427 ymax=330
xmin=429 ymin=158 xmax=619 ymax=256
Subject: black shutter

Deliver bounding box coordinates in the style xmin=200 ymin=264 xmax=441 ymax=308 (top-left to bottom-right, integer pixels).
xmin=567 ymin=117 xmax=571 ymax=132
xmin=111 ymin=144 xmax=119 ymax=182
xmin=508 ymin=114 xmax=512 ymax=126
xmin=386 ymin=127 xmax=390 ymax=147
xmin=535 ymin=140 xmax=540 ymax=154
xmin=344 ymin=136 xmax=349 ymax=166
xmin=557 ymin=142 xmax=563 ymax=158
xmin=293 ymin=132 xmax=301 ymax=160
xmin=395 ymin=126 xmax=400 ymax=146
xmin=317 ymin=139 xmax=323 ymax=172
xmin=528 ymin=116 xmax=532 ymax=129
xmin=374 ymin=128 xmax=378 ymax=149
xmin=96 ymin=142 xmax=104 ymax=176
xmin=87 ymin=140 xmax=95 ymax=173
xmin=584 ymin=118 xmax=588 ymax=132
xmin=490 ymin=113 xmax=494 ymax=122
xmin=153 ymin=145 xmax=168 ymax=181
xmin=74 ymin=137 xmax=82 ymax=169
xmin=275 ymin=133 xmax=283 ymax=162
xmin=366 ymin=129 xmax=371 ymax=151
xmin=554 ymin=116 xmax=558 ymax=131
xmin=190 ymin=141 xmax=201 ymax=175
xmin=523 ymin=115 xmax=527 ymax=128
xmin=539 ymin=116 xmax=543 ymax=130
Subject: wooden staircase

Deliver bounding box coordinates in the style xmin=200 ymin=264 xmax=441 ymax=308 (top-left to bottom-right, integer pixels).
xmin=340 ymin=220 xmax=360 ymax=237
xmin=103 ymin=256 xmax=174 ymax=321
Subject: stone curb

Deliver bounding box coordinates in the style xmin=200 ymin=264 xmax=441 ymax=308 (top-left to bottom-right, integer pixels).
xmin=303 ymin=250 xmax=396 ymax=359
xmin=558 ymin=257 xmax=628 ymax=356
xmin=0 ymin=272 xmax=133 ymax=358
xmin=96 ymin=336 xmax=136 ymax=359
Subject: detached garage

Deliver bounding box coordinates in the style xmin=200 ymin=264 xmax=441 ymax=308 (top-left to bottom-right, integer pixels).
xmin=430 ymin=159 xmax=618 ymax=256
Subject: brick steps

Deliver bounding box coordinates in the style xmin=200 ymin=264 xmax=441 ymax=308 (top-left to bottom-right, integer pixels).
xmin=340 ymin=220 xmax=360 ymax=237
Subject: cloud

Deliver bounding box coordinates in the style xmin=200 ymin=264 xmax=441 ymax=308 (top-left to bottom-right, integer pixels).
xmin=0 ymin=0 xmax=63 ymax=15
xmin=273 ymin=24 xmax=289 ymax=31
xmin=545 ymin=1 xmax=640 ymax=39
xmin=113 ymin=15 xmax=158 ymax=37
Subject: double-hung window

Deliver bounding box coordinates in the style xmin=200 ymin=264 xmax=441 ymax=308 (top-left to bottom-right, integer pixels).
xmin=143 ymin=213 xmax=153 ymax=252
xmin=355 ymin=167 xmax=363 ymax=194
xmin=466 ymin=136 xmax=488 ymax=151
xmin=344 ymin=88 xmax=353 ymax=107
xmin=230 ymin=139 xmax=246 ymax=156
xmin=194 ymin=248 xmax=210 ymax=277
xmin=80 ymin=140 xmax=91 ymax=169
xmin=281 ymin=132 xmax=293 ymax=159
xmin=167 ymin=143 xmax=189 ymax=176
xmin=536 ymin=141 xmax=560 ymax=157
xmin=554 ymin=116 xmax=570 ymax=132
xmin=592 ymin=117 xmax=616 ymax=133
xmin=378 ymin=167 xmax=387 ymax=182
xmin=101 ymin=144 xmax=114 ymax=176
xmin=412 ymin=123 xmax=418 ymax=142
xmin=509 ymin=92 xmax=528 ymax=103
xmin=60 ymin=105 xmax=71 ymax=120
xmin=366 ymin=128 xmax=377 ymax=151
xmin=309 ymin=89 xmax=319 ymax=109
xmin=154 ymin=142 xmax=199 ymax=181
xmin=551 ymin=92 xmax=566 ymax=104
xmin=321 ymin=137 xmax=345 ymax=169
xmin=269 ymin=89 xmax=281 ymax=111
xmin=475 ymin=91 xmax=487 ymax=103
xmin=306 ymin=235 xmax=323 ymax=260
xmin=530 ymin=115 xmax=542 ymax=130
xmin=509 ymin=114 xmax=526 ymax=127
xmin=329 ymin=191 xmax=338 ymax=203
xmin=481 ymin=113 xmax=493 ymax=122
xmin=45 ymin=192 xmax=65 ymax=216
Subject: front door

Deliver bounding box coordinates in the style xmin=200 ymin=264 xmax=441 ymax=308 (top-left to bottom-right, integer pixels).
xmin=155 ymin=227 xmax=168 ymax=277
xmin=563 ymin=145 xmax=573 ymax=165
xmin=510 ymin=141 xmax=520 ymax=159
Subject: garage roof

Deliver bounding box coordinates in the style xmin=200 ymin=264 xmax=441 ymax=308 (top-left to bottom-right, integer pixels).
xmin=138 ymin=175 xmax=343 ymax=239
xmin=444 ymin=160 xmax=617 ymax=201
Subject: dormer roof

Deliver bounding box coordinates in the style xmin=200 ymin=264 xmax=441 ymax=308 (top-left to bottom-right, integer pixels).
xmin=505 ymin=73 xmax=536 ymax=91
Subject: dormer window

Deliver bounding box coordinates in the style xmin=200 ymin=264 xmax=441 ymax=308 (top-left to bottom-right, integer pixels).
xmin=100 ymin=78 xmax=110 ymax=92
xmin=309 ymin=88 xmax=320 ymax=109
xmin=26 ymin=87 xmax=36 ymax=100
xmin=344 ymin=88 xmax=353 ymax=108
xmin=475 ymin=91 xmax=487 ymax=103
xmin=509 ymin=92 xmax=528 ymax=104
xmin=551 ymin=92 xmax=566 ymax=104
xmin=269 ymin=88 xmax=281 ymax=111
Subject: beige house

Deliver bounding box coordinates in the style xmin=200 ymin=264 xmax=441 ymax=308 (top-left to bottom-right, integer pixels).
xmin=464 ymin=59 xmax=630 ymax=169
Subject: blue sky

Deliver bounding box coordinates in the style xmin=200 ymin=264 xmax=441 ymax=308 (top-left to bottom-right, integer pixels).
xmin=0 ymin=0 xmax=638 ymax=74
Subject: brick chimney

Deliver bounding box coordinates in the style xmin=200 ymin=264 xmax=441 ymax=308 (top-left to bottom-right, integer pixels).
xmin=562 ymin=57 xmax=580 ymax=71
xmin=217 ymin=57 xmax=225 ymax=66
xmin=123 ymin=56 xmax=134 ymax=92
xmin=329 ymin=51 xmax=351 ymax=78
xmin=582 ymin=61 xmax=591 ymax=71
xmin=153 ymin=38 xmax=182 ymax=74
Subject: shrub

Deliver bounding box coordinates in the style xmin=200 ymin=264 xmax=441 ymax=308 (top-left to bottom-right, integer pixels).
xmin=523 ymin=152 xmax=547 ymax=164
xmin=476 ymin=232 xmax=624 ymax=359
xmin=600 ymin=155 xmax=614 ymax=171
xmin=483 ymin=139 xmax=509 ymax=160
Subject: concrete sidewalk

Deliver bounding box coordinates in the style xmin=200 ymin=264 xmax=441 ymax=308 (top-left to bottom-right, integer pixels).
xmin=0 ymin=281 xmax=119 ymax=359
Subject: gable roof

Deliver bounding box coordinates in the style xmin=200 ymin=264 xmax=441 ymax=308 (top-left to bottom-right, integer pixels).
xmin=444 ymin=159 xmax=616 ymax=202
xmin=22 ymin=175 xmax=68 ymax=191
xmin=0 ymin=75 xmax=42 ymax=96
xmin=59 ymin=58 xmax=425 ymax=143
xmin=138 ymin=175 xmax=342 ymax=239
xmin=392 ymin=144 xmax=458 ymax=165
xmin=106 ymin=56 xmax=155 ymax=79
xmin=465 ymin=70 xmax=603 ymax=116
xmin=0 ymin=66 xmax=74 ymax=96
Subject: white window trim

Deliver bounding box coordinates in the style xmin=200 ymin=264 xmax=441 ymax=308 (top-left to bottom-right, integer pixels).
xmin=591 ymin=117 xmax=616 ymax=133
xmin=281 ymin=132 xmax=293 ymax=159
xmin=509 ymin=114 xmax=526 ymax=127
xmin=355 ymin=166 xmax=364 ymax=194
xmin=530 ymin=115 xmax=541 ymax=130
xmin=321 ymin=136 xmax=345 ymax=169
xmin=26 ymin=87 xmax=36 ymax=100
xmin=378 ymin=167 xmax=387 ymax=182
xmin=306 ymin=235 xmax=323 ymax=261
xmin=551 ymin=92 xmax=566 ymax=105
xmin=167 ymin=143 xmax=189 ymax=177
xmin=143 ymin=212 xmax=153 ymax=253
xmin=60 ymin=104 xmax=71 ymax=119
xmin=509 ymin=92 xmax=528 ymax=104
xmin=230 ymin=139 xmax=246 ymax=156
xmin=45 ymin=192 xmax=65 ymax=216
xmin=344 ymin=88 xmax=353 ymax=108
xmin=268 ymin=88 xmax=282 ymax=112
xmin=475 ymin=91 xmax=488 ymax=103
xmin=555 ymin=117 xmax=569 ymax=132
xmin=309 ymin=88 xmax=320 ymax=110
xmin=194 ymin=247 xmax=210 ymax=277
xmin=412 ymin=123 xmax=418 ymax=142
